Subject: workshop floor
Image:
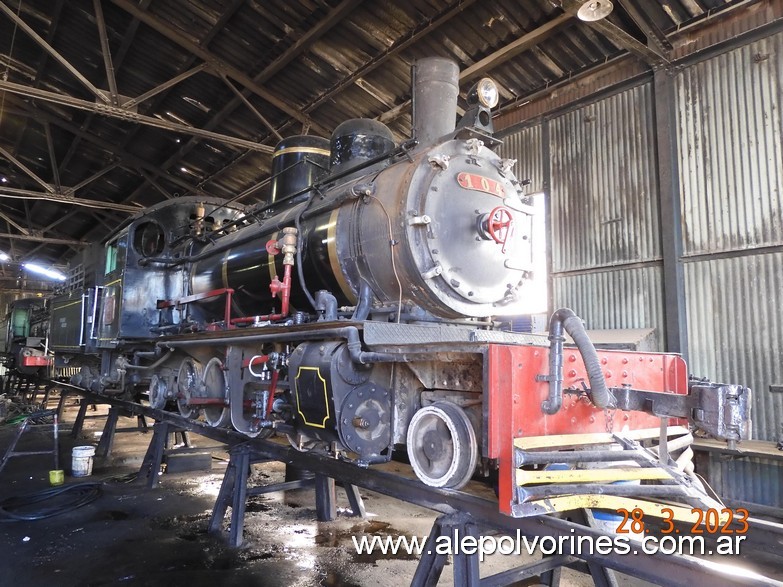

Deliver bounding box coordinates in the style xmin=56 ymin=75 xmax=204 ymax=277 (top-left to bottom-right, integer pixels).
xmin=0 ymin=397 xmax=770 ymax=587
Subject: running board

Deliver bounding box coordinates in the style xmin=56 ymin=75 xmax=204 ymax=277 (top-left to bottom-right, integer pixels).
xmin=510 ymin=425 xmax=726 ymax=521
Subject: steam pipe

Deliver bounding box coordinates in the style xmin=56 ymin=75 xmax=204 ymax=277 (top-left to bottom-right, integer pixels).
xmin=123 ymin=349 xmax=175 ymax=371
xmin=351 ymin=280 xmax=374 ymax=321
xmin=541 ymin=308 xmax=610 ymax=414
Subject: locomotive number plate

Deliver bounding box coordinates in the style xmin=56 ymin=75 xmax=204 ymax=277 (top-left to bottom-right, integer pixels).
xmin=457 ymin=172 xmax=505 ymax=198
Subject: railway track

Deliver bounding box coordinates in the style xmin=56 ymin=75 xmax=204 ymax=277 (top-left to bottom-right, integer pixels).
xmin=12 ymin=376 xmax=773 ymax=587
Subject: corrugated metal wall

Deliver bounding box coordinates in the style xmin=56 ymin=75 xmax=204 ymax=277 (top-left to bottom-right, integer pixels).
xmin=497 ymin=125 xmax=545 ymax=193
xmin=708 ymin=457 xmax=783 ymax=510
xmin=500 ymin=32 xmax=783 ymax=437
xmin=498 ymin=29 xmax=783 ymax=508
xmin=676 ymin=32 xmax=783 ymax=443
xmin=684 ymin=254 xmax=783 ymax=440
xmin=676 ymin=35 xmax=783 ymax=257
xmin=552 ymin=266 xmax=664 ymax=333
xmin=549 ymin=85 xmax=661 ymax=273
xmin=500 ymin=85 xmax=666 ymax=347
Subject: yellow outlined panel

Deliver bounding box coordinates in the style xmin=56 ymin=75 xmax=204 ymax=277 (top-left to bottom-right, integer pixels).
xmin=294 ymin=366 xmax=330 ymax=428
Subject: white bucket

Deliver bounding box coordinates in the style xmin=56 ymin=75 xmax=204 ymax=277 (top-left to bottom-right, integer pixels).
xmin=72 ymin=445 xmax=96 ymax=477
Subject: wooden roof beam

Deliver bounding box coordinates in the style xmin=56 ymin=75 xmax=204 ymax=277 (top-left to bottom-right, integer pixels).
xmin=379 ymin=10 xmax=573 ymax=125
xmin=460 ymin=13 xmax=573 ymax=82
xmin=126 ymin=0 xmax=365 ymax=200
xmin=93 ymin=0 xmax=120 ymax=106
xmin=618 ymin=0 xmax=673 ymax=56
xmin=111 ymin=0 xmax=328 ymax=136
xmin=0 ymin=186 xmax=142 ymax=213
xmin=0 ymin=0 xmax=110 ymax=103
xmin=0 ymin=79 xmax=275 ymax=153
xmin=561 ymin=0 xmax=669 ymax=67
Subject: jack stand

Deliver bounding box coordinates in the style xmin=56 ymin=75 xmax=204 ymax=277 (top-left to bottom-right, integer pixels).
xmin=412 ymin=513 xmax=590 ymax=587
xmin=95 ymin=406 xmax=150 ymax=457
xmin=411 ymin=512 xmax=480 ymax=587
xmin=208 ymin=444 xmax=366 ymax=547
xmin=71 ymin=401 xmax=149 ymax=453
xmin=70 ymin=398 xmax=102 ymax=438
xmin=56 ymin=388 xmax=75 ymax=420
xmin=136 ymin=421 xmax=192 ymax=488
xmin=10 ymin=376 xmax=53 ymax=408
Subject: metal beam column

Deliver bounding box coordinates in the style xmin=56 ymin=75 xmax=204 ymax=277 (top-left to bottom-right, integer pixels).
xmin=653 ymin=68 xmax=688 ymax=359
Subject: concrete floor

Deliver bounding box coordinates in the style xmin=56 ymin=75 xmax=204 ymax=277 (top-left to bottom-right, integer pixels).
xmin=0 ymin=397 xmax=777 ymax=587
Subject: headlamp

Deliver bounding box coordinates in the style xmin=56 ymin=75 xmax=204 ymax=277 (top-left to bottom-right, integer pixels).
xmin=468 ymin=78 xmax=499 ymax=109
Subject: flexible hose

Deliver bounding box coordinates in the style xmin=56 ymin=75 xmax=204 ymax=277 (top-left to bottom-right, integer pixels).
xmin=542 ymin=308 xmax=610 ymax=414
xmin=0 ymin=482 xmax=102 ymax=522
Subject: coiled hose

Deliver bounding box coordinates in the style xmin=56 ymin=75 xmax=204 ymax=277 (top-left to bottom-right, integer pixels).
xmin=541 ymin=308 xmax=611 ymax=414
xmin=0 ymin=482 xmax=102 ymax=521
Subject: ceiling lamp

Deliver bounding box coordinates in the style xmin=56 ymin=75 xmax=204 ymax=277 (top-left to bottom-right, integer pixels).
xmin=22 ymin=262 xmax=66 ymax=281
xmin=577 ymin=0 xmax=613 ymax=21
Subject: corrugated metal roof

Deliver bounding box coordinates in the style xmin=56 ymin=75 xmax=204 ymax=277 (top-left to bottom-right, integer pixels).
xmin=0 ymin=0 xmax=747 ymax=275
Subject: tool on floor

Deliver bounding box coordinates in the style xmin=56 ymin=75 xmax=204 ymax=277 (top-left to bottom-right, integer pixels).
xmin=49 ymin=414 xmax=64 ymax=486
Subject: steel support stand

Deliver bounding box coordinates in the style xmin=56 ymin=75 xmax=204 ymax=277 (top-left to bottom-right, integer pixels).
xmin=579 ymin=509 xmax=619 ymax=587
xmin=343 ymin=482 xmax=366 ymax=519
xmin=209 ymin=445 xmax=366 ymax=547
xmin=22 ymin=376 xmax=33 ymax=401
xmin=41 ymin=382 xmax=55 ymax=408
xmin=137 ymin=421 xmax=170 ymax=488
xmin=315 ymin=474 xmax=336 ymax=522
xmin=411 ymin=512 xmax=480 ymax=587
xmin=482 ymin=554 xmax=576 ymax=587
xmin=209 ymin=443 xmax=252 ymax=547
xmin=135 ymin=420 xmax=198 ymax=487
xmin=56 ymin=388 xmax=71 ymax=419
xmin=71 ymin=398 xmax=91 ymax=438
xmin=96 ymin=406 xmax=120 ymax=457
xmin=412 ymin=513 xmax=584 ymax=587
xmin=73 ymin=400 xmax=150 ymax=451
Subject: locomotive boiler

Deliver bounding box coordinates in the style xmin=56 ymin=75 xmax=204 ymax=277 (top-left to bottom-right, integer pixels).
xmin=44 ymin=58 xmax=750 ymax=508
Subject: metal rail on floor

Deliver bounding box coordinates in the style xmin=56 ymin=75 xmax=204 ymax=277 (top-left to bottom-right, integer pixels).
xmin=23 ymin=378 xmax=783 ymax=587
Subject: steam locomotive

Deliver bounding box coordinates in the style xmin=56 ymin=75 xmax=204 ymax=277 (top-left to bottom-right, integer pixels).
xmin=2 ymin=297 xmax=50 ymax=376
xmin=17 ymin=59 xmax=750 ymax=508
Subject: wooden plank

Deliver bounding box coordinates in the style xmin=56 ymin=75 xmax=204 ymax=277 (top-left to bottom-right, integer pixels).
xmin=514 ymin=427 xmax=690 ymax=450
xmin=517 ymin=467 xmax=671 ymax=485
xmin=525 ymin=495 xmax=730 ymax=523
xmin=692 ymin=439 xmax=783 ymax=461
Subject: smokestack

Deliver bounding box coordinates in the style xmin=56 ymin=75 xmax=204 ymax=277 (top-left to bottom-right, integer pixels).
xmin=412 ymin=57 xmax=459 ymax=146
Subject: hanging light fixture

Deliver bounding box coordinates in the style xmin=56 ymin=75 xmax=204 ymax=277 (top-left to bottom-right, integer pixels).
xmin=577 ymin=0 xmax=613 ymax=21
